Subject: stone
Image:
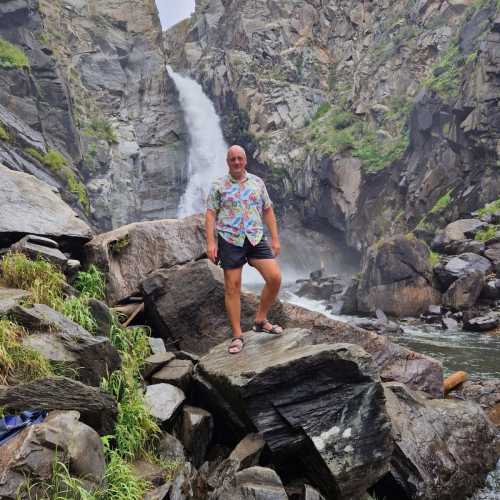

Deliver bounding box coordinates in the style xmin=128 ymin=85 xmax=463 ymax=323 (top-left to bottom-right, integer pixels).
xmin=0 ymin=165 xmax=92 ymax=248
xmin=143 ymin=352 xmax=176 ymax=379
xmin=195 ymin=330 xmax=393 ymax=499
xmin=151 ymin=359 xmax=194 ymax=392
xmin=157 ymin=432 xmax=186 ymax=462
xmin=131 ymin=459 xmax=166 ymax=486
xmin=0 ymin=288 xmax=30 ymax=315
xmin=356 ymin=236 xmax=440 ymax=317
xmin=443 ymin=219 xmax=488 ymax=240
xmin=179 ymin=406 xmax=213 ymax=468
xmin=144 ymin=482 xmax=171 ymax=500
xmin=484 ymin=241 xmax=500 ymax=274
xmin=0 ymin=410 xmax=105 ymax=499
xmin=10 ymin=234 xmax=68 ymax=268
xmin=228 ymin=433 xmax=266 ymax=470
xmin=12 ymin=303 xmax=121 ymax=386
xmin=441 ymin=238 xmax=486 ymax=256
xmin=85 ymin=215 xmax=206 ymax=304
xmin=339 ymin=278 xmax=359 ymax=314
xmin=463 ymin=313 xmax=500 ymax=331
xmin=481 ymin=278 xmax=500 ymax=300
xmin=87 ymin=298 xmax=113 ymax=337
xmin=0 ymin=377 xmax=117 ymax=435
xmin=435 ymin=253 xmax=493 ymax=290
xmin=441 ymin=316 xmax=459 ymax=330
xmin=149 ymin=337 xmax=167 ymax=354
xmin=379 ymin=382 xmax=499 ymax=500
xmin=442 ymin=269 xmax=485 ymax=310
xmin=144 ymin=383 xmax=185 ymax=424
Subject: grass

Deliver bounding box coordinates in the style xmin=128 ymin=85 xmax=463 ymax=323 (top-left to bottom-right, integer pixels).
xmin=110 ymin=236 xmax=129 ymax=256
xmin=429 ymin=250 xmax=441 ymax=267
xmin=0 ymin=319 xmax=53 ymax=385
xmin=0 ymin=124 xmax=9 ymax=141
xmin=423 ymin=43 xmax=462 ymax=97
xmin=0 ymin=37 xmax=29 ymax=69
xmin=83 ymin=118 xmax=118 ymax=145
xmin=475 ymin=225 xmax=498 ymax=241
xmin=475 ymin=199 xmax=500 ymax=217
xmin=74 ymin=265 xmax=106 ymax=300
xmin=430 ymin=189 xmax=454 ymax=214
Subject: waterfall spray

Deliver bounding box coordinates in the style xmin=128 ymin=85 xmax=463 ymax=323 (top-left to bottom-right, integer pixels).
xmin=166 ymin=65 xmax=228 ymax=217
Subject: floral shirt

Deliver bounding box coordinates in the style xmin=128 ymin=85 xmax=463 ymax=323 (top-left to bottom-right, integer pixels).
xmin=207 ymin=172 xmax=273 ymax=247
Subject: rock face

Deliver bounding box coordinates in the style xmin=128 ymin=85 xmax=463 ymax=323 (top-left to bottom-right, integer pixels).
xmin=85 ymin=215 xmax=206 ymax=304
xmin=380 ymin=382 xmax=499 ymax=500
xmin=356 ymin=236 xmax=440 ymax=317
xmin=196 ymin=329 xmax=393 ymax=499
xmin=0 ymin=165 xmax=92 ymax=248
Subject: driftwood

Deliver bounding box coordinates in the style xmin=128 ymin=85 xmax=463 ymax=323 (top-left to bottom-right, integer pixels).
xmin=444 ymin=371 xmax=468 ymax=394
xmin=122 ymin=302 xmax=144 ymax=327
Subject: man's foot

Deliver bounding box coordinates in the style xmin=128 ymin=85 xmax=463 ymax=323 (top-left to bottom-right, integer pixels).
xmin=228 ymin=337 xmax=244 ymax=354
xmin=253 ymin=319 xmax=283 ymax=335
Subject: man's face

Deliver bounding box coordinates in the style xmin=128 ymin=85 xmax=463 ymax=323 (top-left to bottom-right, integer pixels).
xmin=227 ymin=148 xmax=247 ymax=178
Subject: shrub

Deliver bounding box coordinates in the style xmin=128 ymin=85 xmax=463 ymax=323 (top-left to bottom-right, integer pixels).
xmin=475 ymin=225 xmax=498 ymax=241
xmin=429 ymin=250 xmax=441 ymax=267
xmin=84 ymin=118 xmax=118 ymax=144
xmin=475 ymin=199 xmax=500 ymax=217
xmin=312 ymin=102 xmax=331 ymax=120
xmin=0 ymin=37 xmax=29 ymax=69
xmin=430 ymin=189 xmax=454 ymax=214
xmin=74 ymin=265 xmax=106 ymax=300
xmin=0 ymin=124 xmax=9 ymax=141
xmin=424 ymin=43 xmax=462 ymax=97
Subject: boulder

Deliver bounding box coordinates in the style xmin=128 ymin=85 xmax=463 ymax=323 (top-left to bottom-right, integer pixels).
xmin=12 ymin=304 xmax=121 ymax=386
xmin=9 ymin=235 xmax=68 ymax=268
xmin=439 ymin=238 xmax=485 ymax=256
xmin=148 ymin=337 xmax=167 ymax=354
xmin=151 ymin=359 xmax=194 ymax=393
xmin=442 ymin=269 xmax=485 ymax=310
xmin=484 ymin=241 xmax=500 ymax=274
xmin=157 ymin=432 xmax=186 ymax=462
xmin=463 ymin=312 xmax=500 ymax=331
xmin=144 ymin=383 xmax=185 ymax=424
xmin=0 ymin=165 xmax=92 ymax=248
xmin=85 ymin=215 xmax=206 ymax=304
xmin=228 ymin=433 xmax=266 ymax=470
xmin=0 ymin=410 xmax=105 ymax=500
xmin=178 ymin=406 xmax=213 ymax=468
xmin=0 ymin=377 xmax=117 ymax=435
xmin=143 ymin=352 xmax=176 ymax=379
xmin=355 ymin=236 xmax=440 ymax=317
xmin=377 ymin=382 xmax=499 ymax=500
xmin=0 ymin=287 xmax=30 ymax=315
xmin=435 ymin=253 xmax=493 ymax=290
xmin=87 ymin=298 xmax=113 ymax=337
xmin=443 ymin=219 xmax=487 ymax=241
xmin=195 ymin=330 xmax=393 ymax=499
xmin=481 ymin=278 xmax=500 ymax=300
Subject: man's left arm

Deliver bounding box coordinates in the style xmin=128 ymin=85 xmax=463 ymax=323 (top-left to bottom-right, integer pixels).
xmin=263 ymin=206 xmax=280 ymax=256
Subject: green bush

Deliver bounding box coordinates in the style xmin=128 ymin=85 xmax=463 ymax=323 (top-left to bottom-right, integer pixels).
xmin=0 ymin=124 xmax=9 ymax=141
xmin=84 ymin=118 xmax=118 ymax=144
xmin=74 ymin=265 xmax=106 ymax=300
xmin=430 ymin=189 xmax=454 ymax=214
xmin=424 ymin=44 xmax=462 ymax=97
xmin=475 ymin=225 xmax=498 ymax=241
xmin=0 ymin=37 xmax=29 ymax=69
xmin=312 ymin=102 xmax=331 ymax=121
xmin=475 ymin=199 xmax=500 ymax=217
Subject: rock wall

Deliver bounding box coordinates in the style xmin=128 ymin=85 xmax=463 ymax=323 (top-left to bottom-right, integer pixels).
xmin=165 ymin=0 xmax=500 ymax=253
xmin=0 ymin=0 xmax=188 ymax=230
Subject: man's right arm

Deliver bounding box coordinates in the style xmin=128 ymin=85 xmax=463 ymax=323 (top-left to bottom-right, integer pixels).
xmin=205 ymin=209 xmax=218 ymax=263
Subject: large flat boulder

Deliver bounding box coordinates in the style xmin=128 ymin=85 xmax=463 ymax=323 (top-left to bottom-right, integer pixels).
xmin=356 ymin=236 xmax=441 ymax=317
xmin=0 ymin=164 xmax=92 ymax=247
xmin=195 ymin=330 xmax=393 ymax=499
xmin=85 ymin=215 xmax=205 ymax=304
xmin=143 ymin=259 xmax=443 ymax=397
xmin=378 ymin=382 xmax=499 ymax=500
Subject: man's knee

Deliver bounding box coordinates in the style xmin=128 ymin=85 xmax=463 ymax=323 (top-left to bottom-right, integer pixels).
xmin=224 ymin=277 xmax=242 ymax=296
xmin=266 ymin=270 xmax=282 ymax=290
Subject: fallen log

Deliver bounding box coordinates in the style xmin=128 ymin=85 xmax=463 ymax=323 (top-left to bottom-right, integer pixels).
xmin=444 ymin=371 xmax=468 ymax=394
xmin=122 ymin=302 xmax=144 ymax=328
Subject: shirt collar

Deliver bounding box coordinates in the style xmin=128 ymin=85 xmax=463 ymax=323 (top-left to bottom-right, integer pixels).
xmin=228 ymin=172 xmax=249 ymax=183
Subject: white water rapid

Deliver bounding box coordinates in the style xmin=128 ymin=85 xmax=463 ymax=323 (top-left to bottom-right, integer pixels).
xmin=166 ymin=65 xmax=228 ymax=217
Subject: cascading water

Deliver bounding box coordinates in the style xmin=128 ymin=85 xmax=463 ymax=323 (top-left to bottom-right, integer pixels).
xmin=166 ymin=65 xmax=228 ymax=217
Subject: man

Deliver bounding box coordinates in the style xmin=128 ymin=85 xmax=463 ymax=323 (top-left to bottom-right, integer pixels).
xmin=205 ymin=145 xmax=283 ymax=354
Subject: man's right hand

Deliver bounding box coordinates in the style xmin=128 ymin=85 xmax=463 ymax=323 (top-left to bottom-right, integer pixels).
xmin=207 ymin=242 xmax=218 ymax=263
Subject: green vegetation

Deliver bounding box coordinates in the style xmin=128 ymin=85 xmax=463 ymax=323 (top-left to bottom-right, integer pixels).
xmin=475 ymin=198 xmax=500 ymax=217
xmin=475 ymin=225 xmax=498 ymax=241
xmin=0 ymin=37 xmax=29 ymax=70
xmin=0 ymin=319 xmax=53 ymax=385
xmin=312 ymin=102 xmax=332 ymax=121
xmin=83 ymin=118 xmax=118 ymax=145
xmin=423 ymin=43 xmax=462 ymax=97
xmin=0 ymin=124 xmax=9 ymax=141
xmin=110 ymin=236 xmax=130 ymax=255
xmin=25 ymin=147 xmax=90 ymax=213
xmin=74 ymin=265 xmax=106 ymax=300
xmin=430 ymin=189 xmax=454 ymax=214
xmin=429 ymin=250 xmax=441 ymax=267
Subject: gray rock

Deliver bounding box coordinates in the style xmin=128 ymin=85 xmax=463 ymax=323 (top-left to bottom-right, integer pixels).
xmin=228 ymin=433 xmax=266 ymax=470
xmin=10 ymin=235 xmax=68 ymax=268
xmin=0 ymin=287 xmax=30 ymax=315
xmin=179 ymin=405 xmax=213 ymax=468
xmin=143 ymin=352 xmax=176 ymax=380
xmin=0 ymin=377 xmax=117 ymax=435
xmin=484 ymin=241 xmax=500 ymax=274
xmin=145 ymin=383 xmax=185 ymax=424
xmin=195 ymin=330 xmax=393 ymax=499
xmin=436 ymin=253 xmax=493 ymax=290
xmin=442 ymin=270 xmax=485 ymax=310
xmin=151 ymin=359 xmax=194 ymax=393
xmin=382 ymin=382 xmax=499 ymax=500
xmin=144 ymin=482 xmax=171 ymax=500
xmin=131 ymin=459 xmax=165 ymax=486
xmin=0 ymin=410 xmax=105 ymax=500
xmin=441 ymin=316 xmax=459 ymax=330
xmin=0 ymin=165 xmax=92 ymax=245
xmin=157 ymin=432 xmax=186 ymax=463
xmin=444 ymin=219 xmax=487 ymax=240
xmin=149 ymin=337 xmax=167 ymax=355
xmin=87 ymin=298 xmax=113 ymax=337
xmin=481 ymin=278 xmax=500 ymax=300
xmin=85 ymin=215 xmax=206 ymax=304
xmin=13 ymin=304 xmax=121 ymax=386
xmin=463 ymin=313 xmax=500 ymax=332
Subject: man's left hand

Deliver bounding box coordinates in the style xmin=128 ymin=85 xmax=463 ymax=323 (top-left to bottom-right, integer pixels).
xmin=271 ymin=238 xmax=281 ymax=256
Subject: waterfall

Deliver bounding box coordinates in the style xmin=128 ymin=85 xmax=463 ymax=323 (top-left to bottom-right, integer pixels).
xmin=166 ymin=65 xmax=228 ymax=217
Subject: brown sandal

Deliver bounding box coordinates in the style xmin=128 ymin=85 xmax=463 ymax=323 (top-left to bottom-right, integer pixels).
xmin=228 ymin=337 xmax=244 ymax=354
xmin=253 ymin=319 xmax=283 ymax=335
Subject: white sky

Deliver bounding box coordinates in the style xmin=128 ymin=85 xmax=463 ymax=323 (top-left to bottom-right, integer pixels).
xmin=156 ymin=0 xmax=196 ymax=29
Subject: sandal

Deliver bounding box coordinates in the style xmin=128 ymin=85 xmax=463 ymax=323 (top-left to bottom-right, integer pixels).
xmin=253 ymin=319 xmax=283 ymax=335
xmin=228 ymin=337 xmax=244 ymax=354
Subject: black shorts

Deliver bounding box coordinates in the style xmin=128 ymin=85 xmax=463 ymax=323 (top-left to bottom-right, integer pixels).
xmin=217 ymin=235 xmax=274 ymax=269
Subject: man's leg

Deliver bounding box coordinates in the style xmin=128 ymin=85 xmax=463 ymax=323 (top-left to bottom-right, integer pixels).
xmin=249 ymin=258 xmax=282 ymax=324
xmin=224 ymin=267 xmax=244 ymax=338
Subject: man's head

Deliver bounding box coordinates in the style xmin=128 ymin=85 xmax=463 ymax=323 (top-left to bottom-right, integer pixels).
xmin=226 ymin=145 xmax=247 ymax=180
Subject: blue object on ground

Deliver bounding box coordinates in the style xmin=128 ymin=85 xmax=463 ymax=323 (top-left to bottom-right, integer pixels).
xmin=0 ymin=410 xmax=47 ymax=446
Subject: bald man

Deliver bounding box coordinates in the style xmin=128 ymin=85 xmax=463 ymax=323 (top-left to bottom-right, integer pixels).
xmin=205 ymin=145 xmax=283 ymax=354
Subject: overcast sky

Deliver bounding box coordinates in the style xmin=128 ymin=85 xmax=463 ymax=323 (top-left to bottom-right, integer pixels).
xmin=156 ymin=0 xmax=195 ymax=29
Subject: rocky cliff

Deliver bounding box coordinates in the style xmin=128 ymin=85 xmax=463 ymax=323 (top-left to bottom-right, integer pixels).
xmin=0 ymin=0 xmax=188 ymax=230
xmin=165 ymin=0 xmax=500 ymax=253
